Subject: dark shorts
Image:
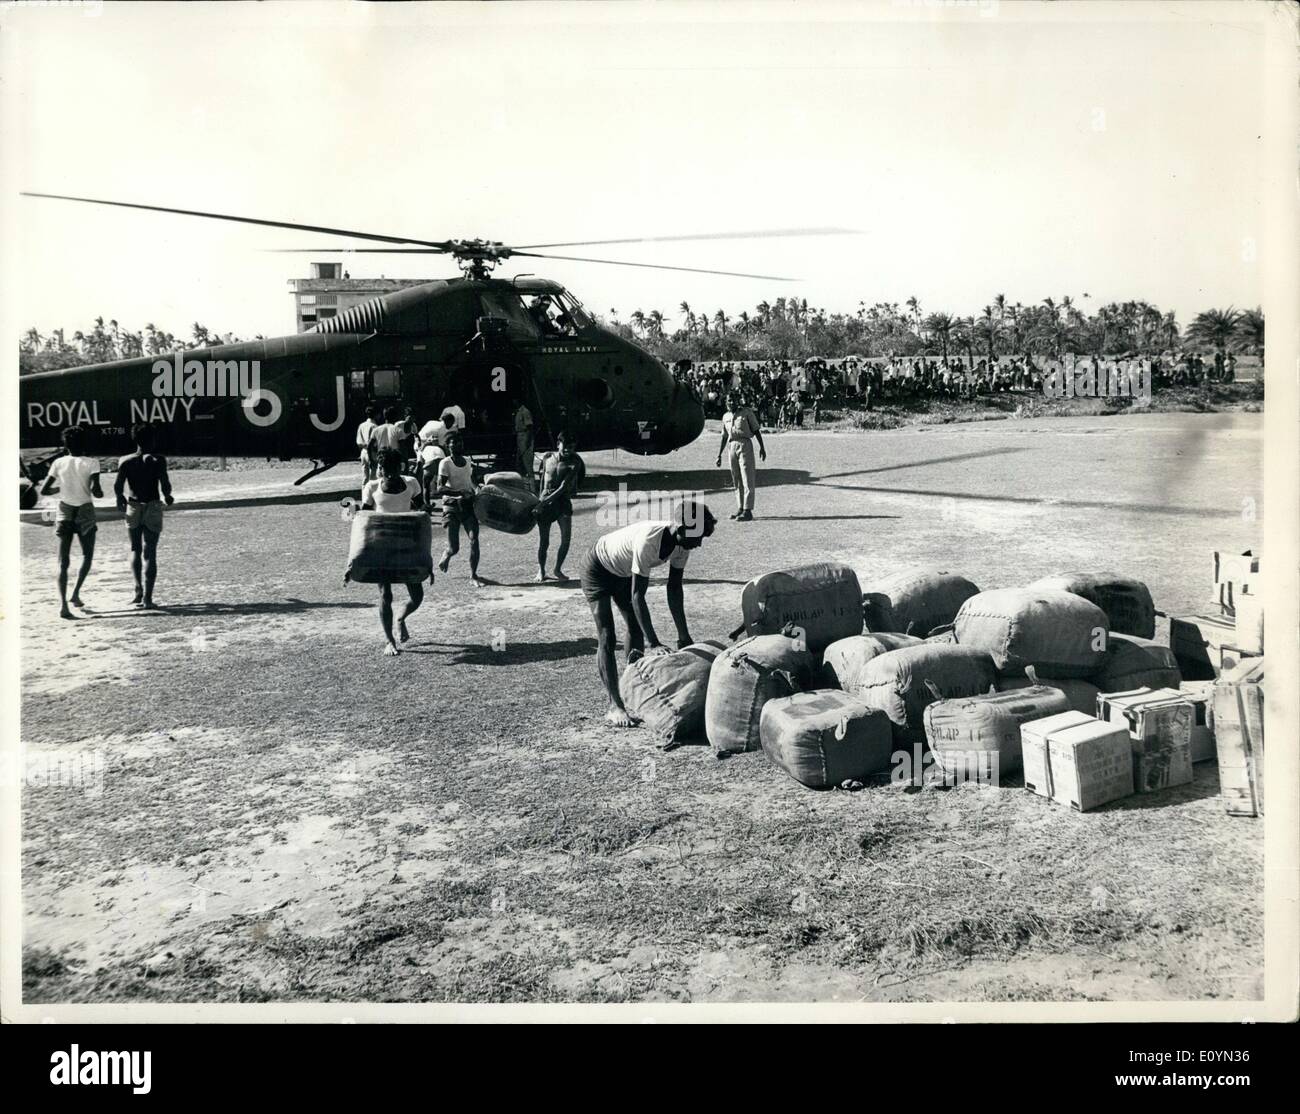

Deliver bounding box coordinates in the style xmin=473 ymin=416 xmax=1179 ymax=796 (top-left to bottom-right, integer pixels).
xmin=537 ymin=494 xmax=573 ymax=525
xmin=55 ymin=502 xmax=96 ymax=541
xmin=580 ymin=547 xmax=631 ymax=607
xmin=441 ymin=495 xmax=478 ymax=531
xmin=125 ymin=499 xmax=164 ymax=536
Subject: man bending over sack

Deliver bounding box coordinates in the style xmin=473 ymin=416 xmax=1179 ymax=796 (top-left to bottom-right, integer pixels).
xmin=361 ymin=447 xmax=432 ymax=656
xmin=581 ymin=495 xmax=717 ymax=727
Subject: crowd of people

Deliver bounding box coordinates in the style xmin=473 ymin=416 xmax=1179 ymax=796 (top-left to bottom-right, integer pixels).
xmin=673 ymin=350 xmax=1242 ymax=422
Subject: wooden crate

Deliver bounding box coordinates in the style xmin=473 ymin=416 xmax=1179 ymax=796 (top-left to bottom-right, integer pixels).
xmin=1213 ymin=658 xmax=1265 ymax=817
xmin=1096 ymin=688 xmax=1194 ymax=794
xmin=1169 ymin=613 xmax=1256 ymax=681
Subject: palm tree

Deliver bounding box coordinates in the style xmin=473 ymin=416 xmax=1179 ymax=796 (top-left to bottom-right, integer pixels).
xmin=906 ymin=295 xmax=921 ymax=337
xmin=713 ymin=309 xmax=729 ymax=335
xmin=647 ymin=309 xmax=666 ymax=338
xmin=630 ymin=309 xmax=646 ymax=336
xmin=923 ymin=312 xmax=954 ymax=364
xmin=1186 ymin=307 xmax=1242 ymax=354
xmin=737 ymin=310 xmax=751 ymax=336
xmin=679 ymin=301 xmax=694 ymax=335
xmin=978 ymin=305 xmax=998 ymax=360
xmin=1235 ymin=307 xmax=1264 ymax=355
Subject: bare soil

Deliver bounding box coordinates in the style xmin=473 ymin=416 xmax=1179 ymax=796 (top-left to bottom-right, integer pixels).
xmin=19 ymin=411 xmax=1264 ymax=1005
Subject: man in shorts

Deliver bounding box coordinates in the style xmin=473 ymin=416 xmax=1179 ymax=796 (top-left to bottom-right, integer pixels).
xmin=356 ymin=405 xmax=379 ymax=486
xmin=360 ymin=447 xmax=430 ymax=656
xmin=39 ymin=425 xmax=103 ymax=619
xmin=536 ymin=429 xmax=585 ymax=582
xmin=434 ymin=430 xmax=484 ymax=586
xmin=581 ymin=495 xmax=716 ymax=727
xmin=114 ymin=422 xmax=175 ymax=609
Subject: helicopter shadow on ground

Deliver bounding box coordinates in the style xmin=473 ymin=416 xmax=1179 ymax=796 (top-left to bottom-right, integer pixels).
xmin=401 ymin=637 xmax=597 ymax=665
xmin=84 ymin=598 xmax=373 ymax=619
xmin=578 ymin=467 xmax=812 ymax=496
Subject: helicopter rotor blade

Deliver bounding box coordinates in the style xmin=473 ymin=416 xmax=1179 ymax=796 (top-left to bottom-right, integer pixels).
xmin=20 ymin=192 xmax=456 ymax=250
xmin=514 ymin=227 xmax=860 ymax=250
xmin=510 ymin=250 xmax=798 ymax=282
xmin=265 ymin=248 xmax=449 ymax=253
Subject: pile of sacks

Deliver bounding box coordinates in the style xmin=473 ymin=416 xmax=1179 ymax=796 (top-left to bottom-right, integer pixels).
xmin=621 ymin=562 xmax=1237 ymax=809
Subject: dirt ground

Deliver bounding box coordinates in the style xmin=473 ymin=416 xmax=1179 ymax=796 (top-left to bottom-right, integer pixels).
xmin=18 ymin=411 xmax=1265 ymax=1005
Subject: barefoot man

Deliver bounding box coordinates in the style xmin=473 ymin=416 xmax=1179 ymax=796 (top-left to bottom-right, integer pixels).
xmin=114 ymin=422 xmax=174 ymax=609
xmin=360 ymin=447 xmax=431 ymax=655
xmin=40 ymin=425 xmax=103 ymax=619
xmin=536 ymin=429 xmax=585 ymax=582
xmin=580 ymin=495 xmax=716 ymax=726
xmin=434 ymin=431 xmax=484 ymax=587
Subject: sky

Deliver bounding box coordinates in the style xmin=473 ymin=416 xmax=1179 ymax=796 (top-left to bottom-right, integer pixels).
xmin=0 ymin=0 xmax=1277 ymax=342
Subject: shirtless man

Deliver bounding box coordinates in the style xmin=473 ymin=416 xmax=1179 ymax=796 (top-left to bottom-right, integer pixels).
xmin=536 ymin=430 xmax=585 ymax=582
xmin=114 ymin=422 xmax=174 ymax=609
xmin=434 ymin=431 xmax=484 ymax=586
xmin=580 ymin=496 xmax=716 ymax=726
xmin=40 ymin=425 xmax=103 ymax=619
xmin=360 ymin=447 xmax=430 ymax=655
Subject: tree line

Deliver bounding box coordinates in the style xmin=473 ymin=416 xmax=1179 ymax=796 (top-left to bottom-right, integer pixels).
xmin=19 ymin=298 xmax=1264 ymax=375
xmin=19 ymin=319 xmax=258 ymax=376
xmin=598 ymin=298 xmax=1264 ymax=365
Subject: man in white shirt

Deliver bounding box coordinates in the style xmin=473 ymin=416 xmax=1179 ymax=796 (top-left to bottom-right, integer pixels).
xmin=39 ymin=425 xmax=104 ymax=619
xmin=372 ymin=405 xmax=404 ymax=453
xmin=715 ymin=392 xmax=767 ymax=521
xmin=356 ymin=405 xmax=379 ymax=487
xmin=579 ymin=496 xmax=717 ymax=727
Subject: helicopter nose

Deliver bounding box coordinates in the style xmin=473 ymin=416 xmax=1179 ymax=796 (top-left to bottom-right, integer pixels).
xmin=660 ymin=383 xmax=706 ymax=450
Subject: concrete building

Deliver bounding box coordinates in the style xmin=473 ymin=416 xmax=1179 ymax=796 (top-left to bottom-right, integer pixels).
xmin=289 ymin=262 xmax=430 ymax=332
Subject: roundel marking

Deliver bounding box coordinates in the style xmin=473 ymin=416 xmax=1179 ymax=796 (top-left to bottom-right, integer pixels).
xmin=242 ymin=388 xmax=283 ymax=427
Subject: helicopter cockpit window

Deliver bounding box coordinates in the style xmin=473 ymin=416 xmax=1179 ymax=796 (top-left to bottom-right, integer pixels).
xmin=478 ymin=291 xmax=539 ymax=339
xmin=520 ymin=292 xmax=589 ymax=338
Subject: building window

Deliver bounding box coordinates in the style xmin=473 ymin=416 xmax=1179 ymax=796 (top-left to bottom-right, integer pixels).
xmin=299 ymin=294 xmax=317 ymax=306
xmin=318 ymin=308 xmax=337 ymax=319
xmin=317 ymin=294 xmax=338 ymax=307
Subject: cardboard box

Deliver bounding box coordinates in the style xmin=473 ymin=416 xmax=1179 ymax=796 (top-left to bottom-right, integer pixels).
xmin=1021 ymin=711 xmax=1134 ymax=812
xmin=1097 ymin=687 xmax=1194 ymax=793
xmin=1179 ymin=681 xmax=1217 ymax=763
xmin=1214 ymin=658 xmax=1264 ymax=817
xmin=1169 ymin=613 xmax=1256 ymax=681
xmin=1212 ymin=550 xmax=1259 ymax=615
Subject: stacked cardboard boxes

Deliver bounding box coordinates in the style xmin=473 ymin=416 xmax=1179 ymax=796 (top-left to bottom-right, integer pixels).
xmin=1021 ymin=712 xmax=1134 ymax=812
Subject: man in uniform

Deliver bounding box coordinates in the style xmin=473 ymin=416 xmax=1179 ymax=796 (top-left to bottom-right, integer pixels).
xmin=514 ymin=401 xmax=535 ymax=489
xmin=716 ymin=391 xmax=766 ymax=522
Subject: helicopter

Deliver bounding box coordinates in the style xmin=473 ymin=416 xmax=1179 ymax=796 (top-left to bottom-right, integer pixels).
xmin=18 ymin=193 xmax=854 ymax=501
